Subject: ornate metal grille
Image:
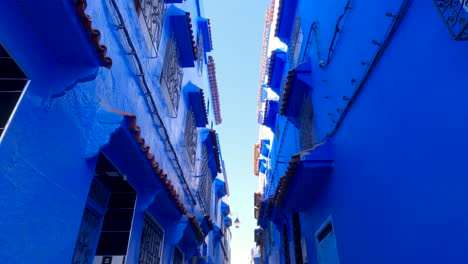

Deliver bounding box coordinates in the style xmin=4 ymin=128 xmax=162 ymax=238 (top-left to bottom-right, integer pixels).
xmin=88 ymin=180 xmax=110 ymax=208
xmin=197 ymin=33 xmax=205 ymax=76
xmin=160 ymin=37 xmax=183 ymax=114
xmin=299 ymin=95 xmax=316 ymax=150
xmin=185 ymin=111 xmax=197 ymax=169
xmin=198 ymin=155 xmax=212 ymax=215
xmin=139 ymin=0 xmax=166 ymax=51
xmin=173 ymin=247 xmax=184 ymax=264
xmin=434 ymin=0 xmax=468 ymax=40
xmin=288 ymin=15 xmax=302 ymax=67
xmin=138 ymin=214 xmax=164 ymax=264
xmin=72 ymin=208 xmax=102 ymax=264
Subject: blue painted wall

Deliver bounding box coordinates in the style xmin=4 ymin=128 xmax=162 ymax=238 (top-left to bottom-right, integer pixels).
xmin=258 ymin=0 xmax=468 ymax=263
xmin=0 ymin=0 xmax=229 ymax=263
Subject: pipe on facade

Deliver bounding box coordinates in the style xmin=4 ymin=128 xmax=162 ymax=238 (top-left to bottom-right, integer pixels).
xmin=108 ymin=0 xmax=197 ymax=206
xmin=327 ymin=0 xmax=412 ymax=138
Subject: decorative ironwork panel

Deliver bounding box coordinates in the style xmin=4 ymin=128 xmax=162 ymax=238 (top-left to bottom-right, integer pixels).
xmin=160 ymin=37 xmax=183 ymax=113
xmin=185 ymin=111 xmax=197 ymax=169
xmin=173 ymin=247 xmax=184 ymax=264
xmin=139 ymin=0 xmax=167 ymax=51
xmin=87 ymin=179 xmax=110 ymax=209
xmin=198 ymin=153 xmax=212 ymax=215
xmin=288 ymin=14 xmax=302 ymax=67
xmin=197 ymin=33 xmax=205 ymax=76
xmin=72 ymin=208 xmax=102 ymax=264
xmin=138 ymin=214 xmax=164 ymax=264
xmin=434 ymin=0 xmax=468 ymax=40
xmin=299 ymin=95 xmax=316 ymax=150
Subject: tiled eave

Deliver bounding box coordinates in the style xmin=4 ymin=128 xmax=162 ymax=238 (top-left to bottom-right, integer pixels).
xmin=185 ymin=12 xmax=199 ymax=59
xmin=267 ymin=50 xmax=277 ymax=87
xmin=123 ymin=112 xmax=187 ymax=215
xmin=208 ymin=56 xmax=222 ymax=125
xmin=200 ymin=88 xmax=209 ymax=125
xmin=273 ymin=154 xmax=300 ymax=207
xmin=75 ymin=0 xmax=112 ymax=68
xmin=254 ymin=143 xmax=260 ymax=176
xmin=204 ymin=214 xmax=215 ymax=231
xmin=187 ymin=213 xmax=205 ymax=242
xmin=274 ymin=0 xmax=285 ymax=38
xmin=208 ymin=19 xmax=214 ymax=50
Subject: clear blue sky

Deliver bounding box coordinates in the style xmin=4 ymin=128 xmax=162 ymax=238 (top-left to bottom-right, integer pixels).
xmin=203 ymin=0 xmax=269 ymax=262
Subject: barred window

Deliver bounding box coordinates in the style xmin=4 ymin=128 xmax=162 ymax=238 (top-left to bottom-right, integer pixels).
xmin=198 ymin=150 xmax=212 ymax=215
xmin=185 ymin=111 xmax=197 ymax=169
xmin=137 ymin=0 xmax=167 ymax=53
xmin=288 ymin=14 xmax=303 ymax=67
xmin=138 ymin=214 xmax=164 ymax=264
xmin=299 ymin=95 xmax=316 ymax=150
xmin=197 ymin=33 xmax=204 ymax=76
xmin=160 ymin=37 xmax=183 ymax=114
xmin=173 ymin=247 xmax=184 ymax=264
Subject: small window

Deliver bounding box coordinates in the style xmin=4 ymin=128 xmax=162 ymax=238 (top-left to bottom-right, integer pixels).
xmin=173 ymin=247 xmax=184 ymax=264
xmin=198 ymin=152 xmax=212 ymax=216
xmin=288 ymin=14 xmax=303 ymax=67
xmin=138 ymin=214 xmax=165 ymax=264
xmin=160 ymin=37 xmax=183 ymax=116
xmin=315 ymin=218 xmax=340 ymax=264
xmin=197 ymin=33 xmax=205 ymax=76
xmin=0 ymin=43 xmax=28 ymax=140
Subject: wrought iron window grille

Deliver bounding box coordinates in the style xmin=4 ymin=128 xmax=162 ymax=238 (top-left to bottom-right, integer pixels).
xmin=434 ymin=0 xmax=468 ymax=40
xmin=198 ymin=150 xmax=212 ymax=215
xmin=197 ymin=33 xmax=205 ymax=76
xmin=138 ymin=0 xmax=167 ymax=56
xmin=138 ymin=213 xmax=165 ymax=264
xmin=160 ymin=36 xmax=183 ymax=116
xmin=185 ymin=110 xmax=198 ymax=170
xmin=288 ymin=15 xmax=302 ymax=68
xmin=298 ymin=95 xmax=316 ymax=150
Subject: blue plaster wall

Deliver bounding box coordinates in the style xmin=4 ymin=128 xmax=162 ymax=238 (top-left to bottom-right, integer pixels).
xmin=0 ymin=0 xmax=223 ymax=262
xmin=261 ymin=0 xmax=468 ymax=263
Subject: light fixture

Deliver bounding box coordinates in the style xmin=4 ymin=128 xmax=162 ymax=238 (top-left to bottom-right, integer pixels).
xmin=234 ymin=217 xmax=240 ymax=229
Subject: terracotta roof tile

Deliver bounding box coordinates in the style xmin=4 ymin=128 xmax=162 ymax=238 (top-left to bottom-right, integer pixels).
xmin=273 ymin=153 xmax=300 ymax=207
xmin=210 ymin=129 xmax=222 ymax=173
xmin=75 ymin=0 xmax=112 ymax=68
xmin=279 ymin=69 xmax=295 ymax=115
xmin=115 ymin=111 xmax=187 ymax=215
xmin=204 ymin=214 xmax=215 ymax=230
xmin=208 ymin=56 xmax=222 ymax=125
xmin=185 ymin=12 xmax=198 ymax=59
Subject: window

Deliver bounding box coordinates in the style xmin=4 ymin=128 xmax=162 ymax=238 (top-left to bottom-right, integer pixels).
xmin=288 ymin=14 xmax=303 ymax=67
xmin=283 ymin=224 xmax=291 ymax=264
xmin=316 ymin=218 xmax=340 ymax=264
xmin=197 ymin=33 xmax=205 ymax=76
xmin=137 ymin=0 xmax=167 ymax=53
xmin=160 ymin=36 xmax=183 ymax=115
xmin=139 ymin=214 xmax=165 ymax=264
xmin=299 ymin=95 xmax=316 ymax=150
xmin=198 ymin=151 xmax=212 ymax=215
xmin=292 ymin=213 xmax=304 ymax=264
xmin=433 ymin=0 xmax=468 ymax=40
xmin=0 ymin=44 xmax=28 ymax=139
xmin=173 ymin=247 xmax=184 ymax=264
xmin=185 ymin=111 xmax=197 ymax=169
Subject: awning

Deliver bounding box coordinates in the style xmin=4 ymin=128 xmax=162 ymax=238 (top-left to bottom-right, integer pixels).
xmin=166 ymin=0 xmax=184 ymax=3
xmin=275 ymin=0 xmax=299 ymax=44
xmin=200 ymin=214 xmax=214 ymax=237
xmin=169 ymin=7 xmax=197 ymax=67
xmin=273 ymin=141 xmax=333 ymax=212
xmin=202 ymin=129 xmax=222 ymax=179
xmin=176 ymin=214 xmax=204 ymax=255
xmin=215 ymin=178 xmax=227 ymax=198
xmin=280 ymin=59 xmax=312 ymax=126
xmin=259 ymin=159 xmax=267 ymax=174
xmin=198 ymin=18 xmax=213 ymax=52
xmin=268 ymin=49 xmax=287 ymax=95
xmin=263 ymin=99 xmax=278 ymax=130
xmin=221 ymin=201 xmax=230 ymax=216
xmin=224 ymin=215 xmax=232 ymax=227
xmin=213 ymin=225 xmax=224 ymax=241
xmin=260 ymin=139 xmax=271 ymax=157
xmin=186 ymin=83 xmax=208 ymax=127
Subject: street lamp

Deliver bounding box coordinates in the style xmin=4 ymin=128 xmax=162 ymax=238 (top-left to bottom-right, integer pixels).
xmin=234 ymin=217 xmax=240 ymax=229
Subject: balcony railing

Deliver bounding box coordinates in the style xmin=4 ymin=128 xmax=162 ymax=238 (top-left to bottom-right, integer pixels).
xmin=185 ymin=111 xmax=197 ymax=169
xmin=434 ymin=0 xmax=468 ymax=40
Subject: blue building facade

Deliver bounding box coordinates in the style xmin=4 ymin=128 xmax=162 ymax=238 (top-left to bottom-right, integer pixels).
xmin=254 ymin=0 xmax=468 ymax=263
xmin=0 ymin=0 xmax=231 ymax=263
